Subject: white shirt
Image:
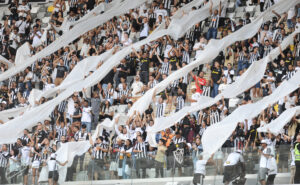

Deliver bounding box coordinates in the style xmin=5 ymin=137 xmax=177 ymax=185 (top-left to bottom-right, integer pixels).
xmin=81 ymin=106 xmax=92 ymax=122
xmin=140 ymin=23 xmax=149 ymax=38
xmin=287 ymin=7 xmax=295 ymax=19
xmin=18 ymin=5 xmax=30 ymax=17
xmin=218 ymin=83 xmax=228 ymax=94
xmin=48 ymin=159 xmax=58 ymax=171
xmin=9 ymin=32 xmax=20 ymax=49
xmin=154 ymin=9 xmax=168 ymax=20
xmin=259 ymin=146 xmax=272 ymax=168
xmin=131 ymin=81 xmax=144 ymax=97
xmin=20 ymin=146 xmax=31 ymax=165
xmin=267 ymin=156 xmax=277 ymax=175
xmin=193 ymin=42 xmax=206 ymax=59
xmin=67 ymin=98 xmax=75 ymax=116
xmin=224 ymin=152 xmax=244 ymax=166
xmin=31 ymin=31 xmax=42 ymax=47
xmin=194 ymin=160 xmax=206 ymax=175
xmin=191 ymin=92 xmax=201 ymax=106
xmin=16 ymin=20 xmax=29 ymax=34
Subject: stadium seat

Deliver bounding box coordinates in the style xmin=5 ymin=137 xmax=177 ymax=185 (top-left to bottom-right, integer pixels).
xmin=42 ymin=16 xmax=50 ymax=24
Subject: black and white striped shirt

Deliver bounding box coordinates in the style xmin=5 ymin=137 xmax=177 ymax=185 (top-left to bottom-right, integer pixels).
xmin=172 ymin=137 xmax=185 ymax=144
xmin=202 ymin=86 xmax=211 ymax=97
xmin=92 ymin=143 xmax=107 ymax=160
xmin=249 ymin=52 xmax=260 ymax=64
xmin=69 ymin=0 xmax=78 ymax=8
xmin=134 ymin=142 xmax=147 ymax=158
xmin=56 ymin=126 xmax=67 ymax=141
xmin=20 ymin=135 xmax=30 ymax=145
xmin=210 ymin=15 xmax=220 ymax=28
xmin=74 ymin=131 xmax=80 ymax=141
xmin=0 ymin=151 xmax=9 ymax=167
xmin=238 ymin=51 xmax=246 ymax=61
xmin=32 ymin=149 xmax=41 ymax=162
xmin=58 ymin=100 xmax=67 ymax=113
xmin=78 ymin=131 xmax=88 ymax=141
xmin=176 ymin=95 xmax=185 ymax=112
xmin=104 ymin=88 xmax=114 ymax=99
xmin=163 ymin=0 xmax=172 ymax=10
xmin=283 ymin=70 xmax=296 ymax=80
xmin=148 ymin=80 xmax=158 ymax=89
xmin=263 ymin=45 xmax=273 ymax=58
xmin=118 ymin=88 xmax=129 ymax=98
xmin=159 ymin=62 xmax=169 ymax=75
xmin=210 ymin=109 xmax=221 ymax=125
xmin=156 ymin=102 xmax=166 ymax=118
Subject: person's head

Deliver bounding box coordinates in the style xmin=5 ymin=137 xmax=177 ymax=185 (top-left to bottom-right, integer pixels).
xmin=137 ymin=135 xmax=143 ymax=143
xmin=288 ymin=64 xmax=293 ymax=71
xmin=159 ymin=139 xmax=166 ymax=146
xmin=125 ymin=139 xmax=131 ymax=146
xmin=37 ymin=122 xmax=42 ymax=130
xmin=191 ymin=86 xmax=196 ymax=93
xmin=195 ymin=137 xmax=201 ymax=145
xmin=199 ymin=71 xmax=204 ymax=78
xmin=260 ymin=139 xmax=267 ymax=148
xmin=1 ymin=144 xmax=7 ymax=151
xmin=83 ymin=100 xmax=88 ymax=107
xmin=135 ymin=75 xmax=140 ymax=81
xmin=96 ymin=136 xmax=103 ymax=144
xmin=297 ymin=135 xmax=300 ymax=142
xmin=214 ymin=61 xmax=220 ymax=68
xmin=213 ymin=9 xmax=218 ymax=16
xmin=175 ymin=131 xmax=181 ymax=138
xmin=74 ymin=126 xmax=79 ymax=132
xmin=61 ymin=135 xmax=66 ymax=142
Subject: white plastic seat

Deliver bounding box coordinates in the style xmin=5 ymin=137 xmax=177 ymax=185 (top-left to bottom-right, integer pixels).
xmin=42 ymin=17 xmax=51 ymax=24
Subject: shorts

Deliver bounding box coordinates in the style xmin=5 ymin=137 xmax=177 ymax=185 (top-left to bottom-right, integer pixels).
xmin=32 ymin=160 xmax=40 ymax=169
xmin=258 ymin=167 xmax=268 ymax=181
xmin=88 ymin=159 xmax=104 ymax=173
xmin=168 ymin=87 xmax=178 ymax=96
xmin=223 ymin=165 xmax=234 ymax=183
xmin=22 ymin=165 xmax=29 ymax=175
xmin=193 ymin=173 xmax=204 ymax=185
xmin=48 ymin=170 xmax=59 ymax=181
xmin=255 ymin=82 xmax=260 ymax=88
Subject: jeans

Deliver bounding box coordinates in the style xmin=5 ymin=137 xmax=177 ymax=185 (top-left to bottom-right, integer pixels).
xmin=206 ymin=27 xmax=217 ymax=40
xmin=82 ymin=122 xmax=91 ymax=133
xmin=237 ymin=60 xmax=244 ymax=73
xmin=212 ymin=83 xmax=219 ymax=98
xmin=287 ymin=19 xmax=293 ymax=29
xmin=0 ymin=167 xmax=8 ymax=184
xmin=155 ymin=161 xmax=164 ymax=178
xmin=140 ymin=71 xmax=149 ymax=84
xmin=235 ymin=0 xmax=241 ymax=7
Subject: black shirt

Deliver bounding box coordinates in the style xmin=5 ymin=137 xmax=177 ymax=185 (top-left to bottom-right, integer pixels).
xmin=211 ymin=67 xmax=222 ymax=83
xmin=56 ymin=65 xmax=67 ymax=78
xmin=169 ymin=56 xmax=178 ymax=70
xmin=140 ymin=58 xmax=149 ymax=72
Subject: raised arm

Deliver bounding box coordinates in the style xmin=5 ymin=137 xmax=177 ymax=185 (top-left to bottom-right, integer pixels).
xmin=132 ymin=47 xmax=141 ymax=59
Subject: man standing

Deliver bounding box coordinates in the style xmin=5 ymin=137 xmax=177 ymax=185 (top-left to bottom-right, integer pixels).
xmin=133 ymin=135 xmax=147 ymax=178
xmin=206 ymin=0 xmax=222 ymax=40
xmin=0 ymin=144 xmax=9 ymax=184
xmin=223 ymin=150 xmax=245 ymax=185
xmin=294 ymin=135 xmax=300 ymax=183
xmin=211 ymin=61 xmax=222 ymax=98
xmin=81 ymin=100 xmax=92 ymax=133
xmin=258 ymin=140 xmax=272 ymax=185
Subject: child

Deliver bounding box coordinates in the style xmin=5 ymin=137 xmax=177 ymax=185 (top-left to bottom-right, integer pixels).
xmin=193 ymin=154 xmax=214 ymax=185
xmin=48 ymin=153 xmax=68 ymax=185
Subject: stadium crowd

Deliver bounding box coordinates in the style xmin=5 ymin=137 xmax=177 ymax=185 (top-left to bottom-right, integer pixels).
xmin=0 ymin=0 xmax=300 ymax=184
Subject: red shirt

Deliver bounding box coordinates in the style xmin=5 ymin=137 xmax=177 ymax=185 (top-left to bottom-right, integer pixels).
xmin=193 ymin=76 xmax=206 ymax=94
